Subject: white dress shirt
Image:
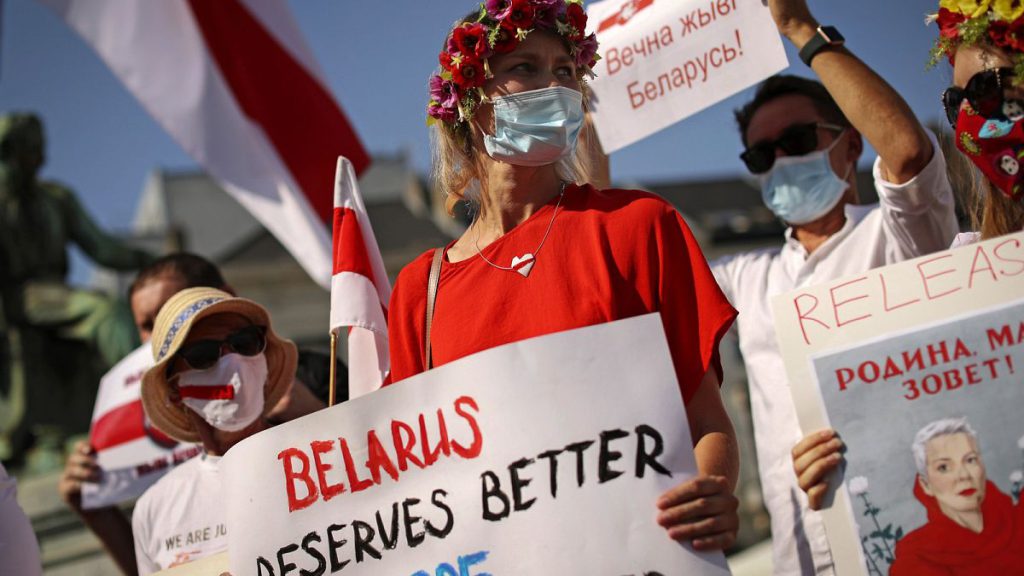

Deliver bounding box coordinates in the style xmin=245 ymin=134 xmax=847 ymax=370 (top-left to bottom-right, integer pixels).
xmin=712 ymin=134 xmax=958 ymax=575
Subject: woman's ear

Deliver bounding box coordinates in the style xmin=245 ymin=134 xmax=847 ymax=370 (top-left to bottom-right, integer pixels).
xmin=917 ymin=474 xmax=934 ymax=497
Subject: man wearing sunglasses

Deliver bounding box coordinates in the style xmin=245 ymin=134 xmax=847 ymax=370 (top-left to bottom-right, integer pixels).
xmin=710 ymin=0 xmax=958 ymax=574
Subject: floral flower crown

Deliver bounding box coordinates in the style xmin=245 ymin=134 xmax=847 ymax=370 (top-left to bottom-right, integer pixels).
xmin=930 ymin=0 xmax=1024 ymax=77
xmin=427 ymin=0 xmax=600 ymax=127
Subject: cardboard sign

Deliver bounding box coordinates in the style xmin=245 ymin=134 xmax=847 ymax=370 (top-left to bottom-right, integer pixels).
xmin=586 ymin=0 xmax=788 ymax=153
xmin=222 ymin=314 xmax=730 ymax=576
xmin=772 ymin=232 xmax=1024 ymax=575
xmin=82 ymin=343 xmax=200 ymax=509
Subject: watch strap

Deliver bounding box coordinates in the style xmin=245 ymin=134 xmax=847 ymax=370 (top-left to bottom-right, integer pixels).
xmin=799 ymin=25 xmax=844 ymax=66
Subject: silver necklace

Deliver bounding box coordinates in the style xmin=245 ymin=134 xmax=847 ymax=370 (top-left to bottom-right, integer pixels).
xmin=473 ymin=182 xmax=568 ymax=278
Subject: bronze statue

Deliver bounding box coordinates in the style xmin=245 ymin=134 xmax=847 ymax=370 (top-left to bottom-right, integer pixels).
xmin=0 ymin=113 xmax=153 ymax=467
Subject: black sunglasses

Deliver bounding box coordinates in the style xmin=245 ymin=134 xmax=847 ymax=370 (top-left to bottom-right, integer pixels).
xmin=942 ymin=67 xmax=1014 ymax=128
xmin=740 ymin=122 xmax=846 ymax=174
xmin=174 ymin=325 xmax=267 ymax=371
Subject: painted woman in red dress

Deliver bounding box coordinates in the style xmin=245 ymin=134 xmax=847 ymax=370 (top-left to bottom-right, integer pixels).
xmin=891 ymin=417 xmax=1024 ymax=576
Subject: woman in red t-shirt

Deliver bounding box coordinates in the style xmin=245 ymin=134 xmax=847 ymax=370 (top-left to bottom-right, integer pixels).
xmin=388 ymin=0 xmax=740 ymax=551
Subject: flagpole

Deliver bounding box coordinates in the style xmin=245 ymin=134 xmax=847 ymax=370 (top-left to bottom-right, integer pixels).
xmin=328 ymin=331 xmax=338 ymax=407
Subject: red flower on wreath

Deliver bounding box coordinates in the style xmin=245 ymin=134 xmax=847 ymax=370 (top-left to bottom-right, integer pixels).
xmin=492 ymin=20 xmax=521 ymax=54
xmin=937 ymin=8 xmax=966 ymax=40
xmin=453 ymin=23 xmax=492 ymax=60
xmin=439 ymin=51 xmax=455 ymax=72
xmin=506 ymin=0 xmax=536 ymax=30
xmin=1006 ymin=17 xmax=1024 ymax=52
xmin=451 ymin=57 xmax=486 ymax=89
xmin=565 ymin=2 xmax=588 ymax=41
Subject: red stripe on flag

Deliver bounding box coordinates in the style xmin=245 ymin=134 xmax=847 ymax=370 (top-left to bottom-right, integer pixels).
xmin=332 ymin=206 xmax=377 ymax=283
xmin=179 ymin=385 xmax=236 ymax=401
xmin=91 ymin=400 xmax=146 ymax=452
xmin=186 ymin=0 xmax=370 ymax=222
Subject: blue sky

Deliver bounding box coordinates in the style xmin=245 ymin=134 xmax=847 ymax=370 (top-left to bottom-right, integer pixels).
xmin=0 ymin=0 xmax=948 ymax=281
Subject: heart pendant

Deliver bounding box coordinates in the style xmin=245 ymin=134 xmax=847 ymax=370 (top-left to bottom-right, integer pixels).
xmin=510 ymin=253 xmax=535 ymax=277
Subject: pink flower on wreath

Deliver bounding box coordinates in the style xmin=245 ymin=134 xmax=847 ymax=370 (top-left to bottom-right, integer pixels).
xmin=574 ymin=33 xmax=599 ymax=69
xmin=506 ymin=0 xmax=536 ymax=30
xmin=453 ymin=23 xmax=492 ymax=60
xmin=429 ymin=74 xmax=460 ymax=110
xmin=532 ymin=0 xmax=563 ymax=29
xmin=492 ymin=20 xmax=522 ymax=54
xmin=564 ymin=2 xmax=588 ymax=41
xmin=428 ymin=100 xmax=459 ymax=124
xmin=485 ymin=0 xmax=513 ymax=20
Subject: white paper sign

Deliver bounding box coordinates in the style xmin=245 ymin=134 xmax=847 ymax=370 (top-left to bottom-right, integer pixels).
xmin=772 ymin=232 xmax=1024 ymax=575
xmin=222 ymin=314 xmax=730 ymax=576
xmin=82 ymin=343 xmax=200 ymax=509
xmin=587 ymin=0 xmax=788 ymax=153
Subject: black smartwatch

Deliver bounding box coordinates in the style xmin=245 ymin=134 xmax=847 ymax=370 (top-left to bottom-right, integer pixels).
xmin=798 ymin=25 xmax=845 ymax=66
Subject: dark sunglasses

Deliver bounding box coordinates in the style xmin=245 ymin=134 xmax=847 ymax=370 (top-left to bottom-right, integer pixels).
xmin=175 ymin=325 xmax=267 ymax=371
xmin=740 ymin=122 xmax=846 ymax=174
xmin=942 ymin=67 xmax=1014 ymax=128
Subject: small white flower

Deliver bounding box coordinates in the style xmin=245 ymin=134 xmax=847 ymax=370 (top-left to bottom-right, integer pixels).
xmin=848 ymin=476 xmax=869 ymax=496
xmin=1011 ymin=470 xmax=1024 ymax=484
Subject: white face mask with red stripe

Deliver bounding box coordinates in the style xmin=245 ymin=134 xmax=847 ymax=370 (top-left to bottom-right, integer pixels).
xmin=178 ymin=353 xmax=267 ymax=432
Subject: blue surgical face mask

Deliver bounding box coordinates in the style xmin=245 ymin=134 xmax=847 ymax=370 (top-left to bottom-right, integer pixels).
xmin=483 ymin=86 xmax=584 ymax=167
xmin=758 ymin=132 xmax=851 ymax=225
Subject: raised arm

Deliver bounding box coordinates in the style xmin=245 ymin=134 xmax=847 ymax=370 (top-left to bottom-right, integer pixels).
xmin=55 ymin=185 xmax=154 ymax=272
xmin=768 ymin=0 xmax=933 ymax=184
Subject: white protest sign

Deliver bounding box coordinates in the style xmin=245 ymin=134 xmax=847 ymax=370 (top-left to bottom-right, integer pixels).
xmin=82 ymin=343 xmax=200 ymax=509
xmin=222 ymin=313 xmax=730 ymax=576
xmin=772 ymin=232 xmax=1024 ymax=575
xmin=586 ymin=0 xmax=788 ymax=153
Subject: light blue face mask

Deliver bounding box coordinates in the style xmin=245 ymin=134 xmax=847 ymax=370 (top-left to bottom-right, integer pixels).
xmin=758 ymin=132 xmax=851 ymax=225
xmin=483 ymin=86 xmax=584 ymax=167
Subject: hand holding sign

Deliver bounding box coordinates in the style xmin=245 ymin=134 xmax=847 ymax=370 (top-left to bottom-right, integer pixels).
xmin=790 ymin=429 xmax=844 ymax=511
xmin=656 ymin=475 xmax=738 ymax=550
xmin=763 ymin=0 xmax=817 ymax=41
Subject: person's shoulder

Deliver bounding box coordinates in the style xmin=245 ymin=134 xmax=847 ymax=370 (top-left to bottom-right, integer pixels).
xmin=394 ymin=248 xmax=439 ymax=293
xmin=575 ymin=185 xmax=681 ymax=230
xmin=581 ymin=185 xmax=675 ymax=213
xmin=136 ymin=455 xmax=202 ymax=508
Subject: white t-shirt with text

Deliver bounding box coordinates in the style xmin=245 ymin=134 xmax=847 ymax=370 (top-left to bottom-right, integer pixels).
xmin=132 ymin=452 xmax=227 ymax=575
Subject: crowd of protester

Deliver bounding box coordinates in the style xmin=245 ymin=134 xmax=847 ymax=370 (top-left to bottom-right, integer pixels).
xmin=3 ymin=0 xmax=1024 ymax=574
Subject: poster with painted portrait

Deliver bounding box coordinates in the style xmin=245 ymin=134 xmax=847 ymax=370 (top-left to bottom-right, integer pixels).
xmin=772 ymin=231 xmax=1024 ymax=575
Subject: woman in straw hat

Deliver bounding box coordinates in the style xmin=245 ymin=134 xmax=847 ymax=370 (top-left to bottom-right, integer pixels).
xmin=387 ymin=0 xmax=740 ymax=551
xmin=131 ymin=287 xmax=296 ymax=575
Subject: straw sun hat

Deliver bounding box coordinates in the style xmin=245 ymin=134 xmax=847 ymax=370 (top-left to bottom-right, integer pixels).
xmin=140 ymin=287 xmax=297 ymax=443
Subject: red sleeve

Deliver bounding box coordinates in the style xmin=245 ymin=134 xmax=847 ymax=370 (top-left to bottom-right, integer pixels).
xmin=385 ymin=251 xmax=433 ymax=385
xmin=654 ymin=205 xmax=737 ymax=404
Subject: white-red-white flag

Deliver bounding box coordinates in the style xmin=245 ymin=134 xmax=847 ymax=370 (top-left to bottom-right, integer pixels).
xmin=330 ymin=157 xmax=390 ymax=398
xmin=39 ymin=0 xmax=370 ymax=288
xmin=82 ymin=344 xmax=201 ymax=509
